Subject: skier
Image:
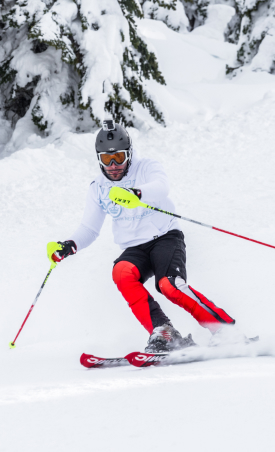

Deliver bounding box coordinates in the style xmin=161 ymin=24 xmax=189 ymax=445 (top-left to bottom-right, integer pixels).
xmin=48 ymin=120 xmax=237 ymax=353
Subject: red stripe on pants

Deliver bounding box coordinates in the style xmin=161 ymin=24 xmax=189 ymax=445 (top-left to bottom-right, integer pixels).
xmin=159 ymin=277 xmax=234 ymax=333
xmin=112 ymin=261 xmax=154 ymax=334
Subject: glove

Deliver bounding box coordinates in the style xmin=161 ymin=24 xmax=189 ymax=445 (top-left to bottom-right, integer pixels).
xmin=109 ymin=186 xmax=143 ymax=209
xmin=124 ymin=188 xmax=142 ymax=199
xmin=51 ymin=240 xmax=77 ymax=263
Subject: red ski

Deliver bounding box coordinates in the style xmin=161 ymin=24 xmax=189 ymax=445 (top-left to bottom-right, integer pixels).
xmin=80 ymin=353 xmax=130 ymax=369
xmin=81 ymin=336 xmax=259 ymax=369
xmin=80 ymin=352 xmax=167 ymax=369
xmin=125 ymin=351 xmax=169 ymax=367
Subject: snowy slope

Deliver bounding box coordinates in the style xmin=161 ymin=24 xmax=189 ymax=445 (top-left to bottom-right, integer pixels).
xmin=1 ymin=15 xmax=275 ymax=452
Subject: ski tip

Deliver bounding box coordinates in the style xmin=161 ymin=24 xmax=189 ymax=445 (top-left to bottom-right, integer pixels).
xmin=9 ymin=342 xmax=16 ymax=349
xmin=80 ymin=353 xmax=110 ymax=369
xmin=80 ymin=353 xmax=129 ymax=369
xmin=125 ymin=352 xmax=142 ymax=366
xmin=125 ymin=351 xmax=168 ymax=368
xmin=80 ymin=353 xmax=95 ymax=368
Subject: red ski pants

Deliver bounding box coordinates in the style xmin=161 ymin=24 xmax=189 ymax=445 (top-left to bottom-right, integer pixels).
xmin=112 ymin=261 xmax=234 ymax=334
xmin=112 ymin=261 xmax=155 ymax=333
xmin=159 ymin=276 xmax=234 ymax=333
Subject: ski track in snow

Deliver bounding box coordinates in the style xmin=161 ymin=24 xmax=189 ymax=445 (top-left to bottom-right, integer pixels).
xmin=1 ymin=342 xmax=275 ymax=406
xmin=1 ymin=17 xmax=275 ymax=452
xmin=1 ymin=365 xmax=275 ymax=406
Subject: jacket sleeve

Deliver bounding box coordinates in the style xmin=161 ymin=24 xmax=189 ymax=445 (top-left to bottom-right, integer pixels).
xmin=69 ymin=183 xmax=106 ymax=252
xmin=138 ymin=160 xmax=170 ymax=203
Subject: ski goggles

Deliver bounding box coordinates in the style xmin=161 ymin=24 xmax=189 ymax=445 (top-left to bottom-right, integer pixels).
xmin=98 ymin=150 xmax=129 ymax=167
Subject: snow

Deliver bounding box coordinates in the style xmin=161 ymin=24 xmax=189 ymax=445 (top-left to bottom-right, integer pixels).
xmin=1 ymin=16 xmax=275 ymax=452
xmin=192 ymin=4 xmax=235 ymax=41
xmin=10 ymin=0 xmax=46 ymax=28
xmin=78 ymin=2 xmax=128 ymax=113
xmin=142 ymin=0 xmax=189 ymax=33
xmin=229 ymin=0 xmax=275 ymax=73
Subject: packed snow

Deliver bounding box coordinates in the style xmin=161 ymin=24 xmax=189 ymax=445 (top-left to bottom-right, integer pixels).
xmin=1 ymin=12 xmax=275 ymax=452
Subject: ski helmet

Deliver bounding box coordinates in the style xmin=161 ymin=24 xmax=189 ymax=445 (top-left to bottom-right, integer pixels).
xmin=95 ymin=120 xmax=133 ymax=181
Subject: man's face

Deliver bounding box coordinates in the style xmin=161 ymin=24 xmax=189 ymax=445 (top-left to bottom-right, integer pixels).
xmin=104 ymin=161 xmax=128 ymax=181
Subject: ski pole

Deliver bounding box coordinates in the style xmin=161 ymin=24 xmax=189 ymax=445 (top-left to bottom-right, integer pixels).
xmin=109 ymin=187 xmax=275 ymax=250
xmin=9 ymin=242 xmax=62 ymax=349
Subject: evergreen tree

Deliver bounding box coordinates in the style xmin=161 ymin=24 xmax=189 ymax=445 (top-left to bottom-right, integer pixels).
xmin=181 ymin=0 xmax=209 ymax=30
xmin=139 ymin=0 xmax=209 ymax=32
xmin=139 ymin=0 xmax=189 ymax=33
xmin=226 ymin=0 xmax=275 ymax=76
xmin=224 ymin=0 xmax=243 ymax=44
xmin=0 ymin=0 xmax=166 ymax=138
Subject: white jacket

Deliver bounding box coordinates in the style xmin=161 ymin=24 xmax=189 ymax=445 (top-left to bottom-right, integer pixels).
xmin=70 ymin=151 xmax=180 ymax=250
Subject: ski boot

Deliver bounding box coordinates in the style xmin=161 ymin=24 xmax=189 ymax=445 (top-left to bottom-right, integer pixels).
xmin=145 ymin=323 xmax=197 ymax=353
